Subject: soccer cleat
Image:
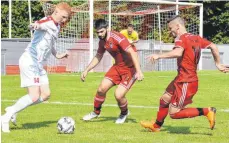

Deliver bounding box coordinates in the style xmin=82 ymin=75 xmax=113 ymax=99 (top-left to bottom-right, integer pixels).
xmin=82 ymin=111 xmax=99 ymax=121
xmin=5 ymin=107 xmax=17 ymax=126
xmin=1 ymin=115 xmax=11 ymax=133
xmin=140 ymin=121 xmax=160 ymax=132
xmin=206 ymin=107 xmax=216 ymax=130
xmin=115 ymin=111 xmax=129 ymax=124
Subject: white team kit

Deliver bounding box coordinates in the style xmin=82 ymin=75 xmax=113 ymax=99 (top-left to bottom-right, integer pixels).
xmin=19 ymin=16 xmax=60 ymax=87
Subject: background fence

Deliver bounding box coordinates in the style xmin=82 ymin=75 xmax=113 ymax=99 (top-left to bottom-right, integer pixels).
xmin=1 ymin=38 xmax=227 ymax=75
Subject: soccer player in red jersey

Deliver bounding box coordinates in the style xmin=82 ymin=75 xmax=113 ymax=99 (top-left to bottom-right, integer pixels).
xmin=141 ymin=15 xmax=229 ymax=132
xmin=81 ymin=19 xmax=144 ymax=124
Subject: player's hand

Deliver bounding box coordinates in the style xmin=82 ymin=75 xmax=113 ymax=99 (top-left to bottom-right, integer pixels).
xmin=28 ymin=23 xmax=40 ymax=30
xmin=81 ymin=71 xmax=88 ymax=82
xmin=135 ymin=71 xmax=144 ymax=81
xmin=216 ymin=64 xmax=229 ymax=73
xmin=128 ymin=39 xmax=133 ymax=44
xmin=56 ymin=52 xmax=69 ymax=59
xmin=146 ymin=54 xmax=160 ymax=64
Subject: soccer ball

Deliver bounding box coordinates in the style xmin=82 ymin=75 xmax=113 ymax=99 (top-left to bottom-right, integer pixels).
xmin=57 ymin=117 xmax=75 ymax=134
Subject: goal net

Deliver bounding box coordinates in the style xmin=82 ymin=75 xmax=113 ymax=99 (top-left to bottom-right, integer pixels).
xmin=42 ymin=0 xmax=203 ymax=73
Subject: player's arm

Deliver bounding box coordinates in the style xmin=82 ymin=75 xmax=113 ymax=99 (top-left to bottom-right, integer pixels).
xmin=147 ymin=47 xmax=183 ymax=63
xmin=126 ymin=47 xmax=144 ymax=81
xmin=81 ymin=53 xmax=104 ymax=82
xmin=207 ymin=43 xmax=229 ymax=72
xmin=51 ymin=47 xmax=68 ymax=59
xmin=84 ymin=53 xmax=103 ymax=72
xmin=159 ymin=47 xmax=184 ymax=58
xmin=207 ymin=43 xmax=220 ymax=65
xmin=29 ymin=22 xmax=48 ymax=31
xmin=29 ymin=18 xmax=54 ymax=31
xmin=200 ymin=36 xmax=229 ymax=73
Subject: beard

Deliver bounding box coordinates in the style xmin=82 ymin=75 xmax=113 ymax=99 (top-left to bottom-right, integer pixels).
xmin=98 ymin=31 xmax=107 ymax=40
xmin=170 ymin=31 xmax=177 ymax=38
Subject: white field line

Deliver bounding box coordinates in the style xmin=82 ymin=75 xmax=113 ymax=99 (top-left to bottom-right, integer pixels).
xmin=2 ymin=99 xmax=229 ymax=112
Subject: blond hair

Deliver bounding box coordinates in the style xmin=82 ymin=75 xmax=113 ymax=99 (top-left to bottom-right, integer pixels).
xmin=56 ymin=2 xmax=72 ymax=16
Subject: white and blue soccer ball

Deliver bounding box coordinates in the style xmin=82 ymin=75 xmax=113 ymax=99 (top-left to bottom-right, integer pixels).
xmin=57 ymin=117 xmax=75 ymax=134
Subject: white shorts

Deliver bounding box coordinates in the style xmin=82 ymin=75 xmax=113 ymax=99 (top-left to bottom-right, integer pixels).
xmin=19 ymin=52 xmax=49 ymax=88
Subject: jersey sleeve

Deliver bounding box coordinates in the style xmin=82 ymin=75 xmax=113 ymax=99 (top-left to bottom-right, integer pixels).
xmin=119 ymin=36 xmax=131 ymax=51
xmin=36 ymin=17 xmax=56 ymax=32
xmin=97 ymin=40 xmax=106 ymax=55
xmin=111 ymin=32 xmax=131 ymax=51
xmin=174 ymin=38 xmax=185 ymax=49
xmin=199 ymin=36 xmax=212 ymax=49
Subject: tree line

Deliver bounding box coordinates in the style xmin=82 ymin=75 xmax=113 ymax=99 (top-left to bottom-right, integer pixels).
xmin=1 ymin=1 xmax=228 ymax=44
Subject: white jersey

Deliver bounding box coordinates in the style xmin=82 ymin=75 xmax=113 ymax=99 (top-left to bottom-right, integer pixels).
xmin=19 ymin=16 xmax=60 ymax=87
xmin=25 ymin=16 xmax=60 ymax=65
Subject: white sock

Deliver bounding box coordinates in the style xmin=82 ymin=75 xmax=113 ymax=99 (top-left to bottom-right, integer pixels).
xmin=10 ymin=94 xmax=34 ymax=115
xmin=31 ymin=96 xmax=44 ymax=106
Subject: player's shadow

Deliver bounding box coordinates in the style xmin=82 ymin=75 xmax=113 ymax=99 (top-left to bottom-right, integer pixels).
xmin=11 ymin=120 xmax=56 ymax=130
xmin=83 ymin=116 xmax=137 ymax=123
xmin=163 ymin=125 xmax=213 ymax=136
xmin=140 ymin=125 xmax=212 ymax=136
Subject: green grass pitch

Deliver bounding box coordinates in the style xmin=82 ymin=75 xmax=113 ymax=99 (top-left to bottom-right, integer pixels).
xmin=1 ymin=71 xmax=229 ymax=143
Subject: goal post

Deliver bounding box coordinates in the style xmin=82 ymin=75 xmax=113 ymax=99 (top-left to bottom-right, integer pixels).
xmin=41 ymin=0 xmax=203 ymax=73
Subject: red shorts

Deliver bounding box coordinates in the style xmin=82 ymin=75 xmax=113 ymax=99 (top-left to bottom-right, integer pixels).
xmin=105 ymin=65 xmax=137 ymax=89
xmin=166 ymin=80 xmax=198 ymax=108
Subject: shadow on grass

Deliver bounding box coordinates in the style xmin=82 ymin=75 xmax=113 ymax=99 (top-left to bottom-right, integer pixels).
xmin=140 ymin=125 xmax=212 ymax=136
xmin=163 ymin=125 xmax=213 ymax=136
xmin=11 ymin=120 xmax=56 ymax=130
xmin=81 ymin=116 xmax=137 ymax=123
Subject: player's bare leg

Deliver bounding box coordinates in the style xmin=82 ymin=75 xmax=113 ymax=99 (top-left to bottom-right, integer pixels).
xmin=37 ymin=84 xmax=51 ymax=104
xmin=141 ymin=93 xmax=171 ymax=132
xmin=114 ymin=85 xmax=130 ymax=124
xmin=83 ymin=78 xmax=114 ymax=121
xmin=1 ymin=86 xmax=40 ymax=133
xmin=4 ymin=84 xmax=50 ymax=127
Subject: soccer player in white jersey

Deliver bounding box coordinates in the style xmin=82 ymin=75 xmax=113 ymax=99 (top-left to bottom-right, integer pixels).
xmin=1 ymin=2 xmax=72 ymax=133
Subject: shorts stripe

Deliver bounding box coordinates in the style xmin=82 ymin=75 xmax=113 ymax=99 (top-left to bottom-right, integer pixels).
xmin=126 ymin=73 xmax=137 ymax=89
xmin=105 ymin=77 xmax=114 ymax=83
xmin=178 ymin=83 xmax=188 ymax=108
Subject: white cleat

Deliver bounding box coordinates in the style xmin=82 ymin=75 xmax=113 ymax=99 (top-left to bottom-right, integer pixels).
xmin=1 ymin=115 xmax=11 ymax=133
xmin=115 ymin=111 xmax=129 ymax=124
xmin=5 ymin=107 xmax=17 ymax=126
xmin=83 ymin=112 xmax=99 ymax=121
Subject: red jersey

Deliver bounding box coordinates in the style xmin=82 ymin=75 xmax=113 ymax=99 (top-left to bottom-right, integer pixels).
xmin=97 ymin=31 xmax=137 ymax=67
xmin=174 ymin=33 xmax=212 ymax=82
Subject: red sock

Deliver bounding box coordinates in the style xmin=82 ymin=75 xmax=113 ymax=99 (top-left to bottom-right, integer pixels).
xmin=94 ymin=94 xmax=106 ymax=114
xmin=118 ymin=100 xmax=128 ymax=115
xmin=202 ymin=108 xmax=209 ymax=116
xmin=154 ymin=98 xmax=169 ymax=128
xmin=171 ymin=108 xmax=209 ymax=119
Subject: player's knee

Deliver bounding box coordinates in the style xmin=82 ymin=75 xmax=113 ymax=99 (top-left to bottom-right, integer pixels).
xmin=159 ymin=98 xmax=169 ymax=108
xmin=169 ymin=110 xmax=176 ymax=119
xmin=115 ymin=95 xmax=123 ymax=101
xmin=169 ymin=113 xmax=176 ymax=119
xmin=168 ymin=106 xmax=181 ymax=119
xmin=114 ymin=91 xmax=125 ymax=101
xmin=97 ymin=86 xmax=107 ymax=95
